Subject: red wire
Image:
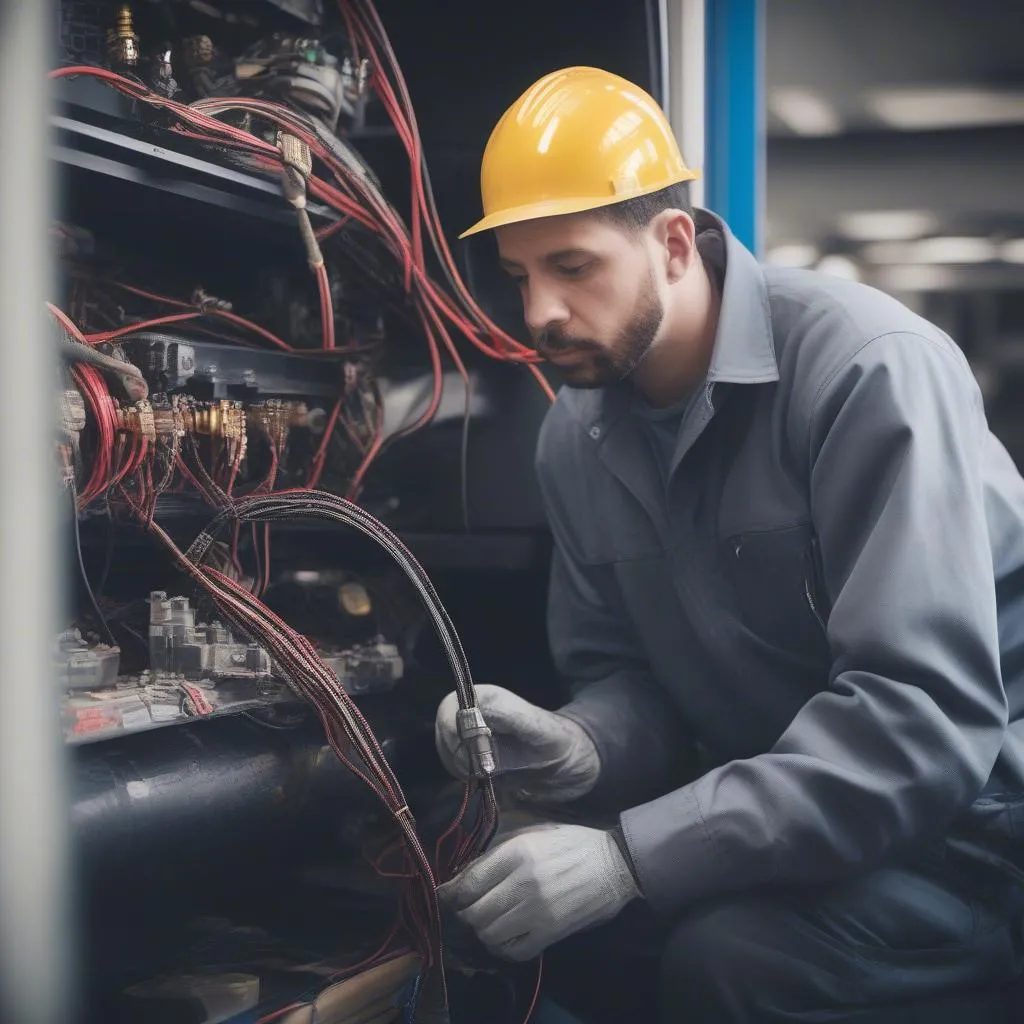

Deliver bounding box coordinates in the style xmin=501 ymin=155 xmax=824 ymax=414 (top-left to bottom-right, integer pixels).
xmin=260 ymin=523 xmax=272 ymax=596
xmin=345 ymin=399 xmax=385 ymax=500
xmin=339 ymin=2 xmax=362 ymax=64
xmin=315 ymin=214 xmax=352 ymax=242
xmin=315 ymin=262 xmax=336 ymax=350
xmin=102 ymin=280 xmax=296 ymax=352
xmin=523 ymin=956 xmax=544 ymax=1023
xmin=342 ymin=2 xmax=547 ymax=366
xmin=216 ymin=309 xmax=294 ymax=352
xmin=307 ymin=396 xmax=345 ymax=489
xmin=85 ymin=311 xmax=201 ymax=344
xmin=70 ymin=364 xmax=117 ymax=506
xmin=52 ymin=63 xmax=548 ymax=398
xmin=331 ymin=925 xmax=407 ymax=980
xmin=255 ymin=1002 xmax=306 ymax=1024
xmin=433 ymin=783 xmax=471 ymax=878
xmin=211 ymin=87 xmax=540 ymax=369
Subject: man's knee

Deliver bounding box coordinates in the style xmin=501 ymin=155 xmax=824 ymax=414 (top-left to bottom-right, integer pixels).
xmin=655 ymin=870 xmax=1018 ymax=1023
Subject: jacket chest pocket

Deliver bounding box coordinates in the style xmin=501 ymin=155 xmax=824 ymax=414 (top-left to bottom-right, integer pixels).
xmin=723 ymin=521 xmax=831 ymax=663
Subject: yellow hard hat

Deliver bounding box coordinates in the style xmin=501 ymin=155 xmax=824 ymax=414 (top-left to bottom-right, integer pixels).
xmin=460 ymin=66 xmax=699 ymax=239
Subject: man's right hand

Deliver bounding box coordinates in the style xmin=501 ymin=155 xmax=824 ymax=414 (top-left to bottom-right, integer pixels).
xmin=434 ymin=684 xmax=600 ymax=803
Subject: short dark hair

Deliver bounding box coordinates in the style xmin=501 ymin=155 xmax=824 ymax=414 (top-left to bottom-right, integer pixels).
xmin=591 ymin=181 xmax=693 ymax=231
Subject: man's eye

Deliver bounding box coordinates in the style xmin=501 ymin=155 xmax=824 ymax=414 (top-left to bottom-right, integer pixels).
xmin=558 ymin=264 xmax=589 ymax=278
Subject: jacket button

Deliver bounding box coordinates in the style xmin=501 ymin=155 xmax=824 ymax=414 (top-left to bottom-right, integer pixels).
xmin=589 ymin=426 xmax=601 ymax=439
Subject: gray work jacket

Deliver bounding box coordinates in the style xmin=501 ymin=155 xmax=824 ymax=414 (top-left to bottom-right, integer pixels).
xmin=537 ymin=211 xmax=1024 ymax=914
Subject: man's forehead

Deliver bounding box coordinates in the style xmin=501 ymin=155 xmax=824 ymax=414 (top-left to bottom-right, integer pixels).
xmin=496 ymin=216 xmax=621 ymax=266
xmin=498 ymin=246 xmax=598 ymax=270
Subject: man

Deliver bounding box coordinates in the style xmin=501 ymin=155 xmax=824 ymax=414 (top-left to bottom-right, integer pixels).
xmin=434 ymin=67 xmax=1024 ymax=1022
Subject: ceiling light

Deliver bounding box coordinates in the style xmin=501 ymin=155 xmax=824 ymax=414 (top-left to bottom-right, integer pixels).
xmin=875 ymin=265 xmax=958 ymax=292
xmin=862 ymin=237 xmax=997 ymax=265
xmin=1002 ymin=239 xmax=1024 ymax=264
xmin=867 ymin=87 xmax=1024 ymax=130
xmin=769 ymin=89 xmax=842 ymax=136
xmin=837 ymin=210 xmax=937 ymax=242
xmin=765 ymin=243 xmax=819 ymax=268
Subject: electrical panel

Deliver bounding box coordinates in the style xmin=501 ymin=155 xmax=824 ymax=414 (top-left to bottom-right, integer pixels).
xmin=50 ymin=3 xmax=557 ymax=1021
xmin=48 ymin=2 xmax=659 ymax=1020
xmin=53 ymin=0 xmax=551 ymax=743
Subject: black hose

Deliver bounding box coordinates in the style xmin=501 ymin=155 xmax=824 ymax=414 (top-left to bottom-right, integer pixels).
xmin=187 ymin=491 xmax=477 ymax=710
xmin=58 ymin=338 xmax=148 ymax=401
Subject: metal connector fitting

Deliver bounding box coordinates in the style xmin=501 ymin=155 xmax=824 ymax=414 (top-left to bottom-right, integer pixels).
xmin=107 ymin=5 xmax=140 ymax=68
xmin=277 ymin=132 xmax=312 ymax=178
xmin=277 ymin=132 xmax=313 ymax=209
xmin=456 ymin=707 xmax=497 ymax=777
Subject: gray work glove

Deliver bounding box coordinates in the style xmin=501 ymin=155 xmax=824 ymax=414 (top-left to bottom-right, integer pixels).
xmin=434 ymin=685 xmax=600 ymax=802
xmin=437 ymin=822 xmax=639 ymax=962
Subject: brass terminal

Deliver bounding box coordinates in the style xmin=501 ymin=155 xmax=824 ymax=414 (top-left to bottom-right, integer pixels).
xmin=106 ymin=5 xmax=140 ymax=68
xmin=247 ymin=400 xmax=306 ymax=452
xmin=116 ymin=400 xmax=156 ymax=443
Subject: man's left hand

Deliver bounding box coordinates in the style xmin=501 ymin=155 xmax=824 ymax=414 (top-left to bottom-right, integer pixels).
xmin=437 ymin=822 xmax=640 ymax=962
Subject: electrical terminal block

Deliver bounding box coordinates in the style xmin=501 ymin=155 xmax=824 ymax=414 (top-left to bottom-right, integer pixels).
xmin=247 ymin=399 xmax=307 ymax=452
xmin=116 ymin=399 xmax=156 ymax=443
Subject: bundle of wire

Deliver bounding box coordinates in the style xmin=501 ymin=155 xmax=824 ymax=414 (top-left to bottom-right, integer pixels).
xmin=49 ymin=0 xmax=555 ymax=414
xmin=131 ymin=490 xmax=497 ymax=1014
xmin=52 ymin=302 xmax=378 ymax=531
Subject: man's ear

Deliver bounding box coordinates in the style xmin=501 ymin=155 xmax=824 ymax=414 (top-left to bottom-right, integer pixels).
xmin=652 ymin=210 xmax=697 ymax=283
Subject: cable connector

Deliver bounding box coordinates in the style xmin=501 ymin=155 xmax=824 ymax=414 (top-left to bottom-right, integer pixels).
xmin=456 ymin=707 xmax=497 ymax=777
xmin=191 ymin=287 xmax=232 ymax=314
xmin=277 ymin=131 xmax=313 ymax=210
xmin=277 ymin=131 xmax=324 ymax=269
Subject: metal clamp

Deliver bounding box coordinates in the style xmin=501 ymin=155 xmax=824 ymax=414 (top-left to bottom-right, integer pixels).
xmin=455 ymin=707 xmax=497 ymax=778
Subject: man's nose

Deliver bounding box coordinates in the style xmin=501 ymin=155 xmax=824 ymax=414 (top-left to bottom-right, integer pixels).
xmin=522 ymin=282 xmax=570 ymax=336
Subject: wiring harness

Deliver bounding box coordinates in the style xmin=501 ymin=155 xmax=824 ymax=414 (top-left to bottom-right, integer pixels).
xmin=158 ymin=492 xmax=498 ymax=1005
xmin=51 ymin=4 xmax=554 ymax=1018
xmin=50 ymin=1 xmax=556 ymax=504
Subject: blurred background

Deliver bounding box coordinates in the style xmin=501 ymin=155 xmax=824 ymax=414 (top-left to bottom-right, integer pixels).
xmin=764 ymin=0 xmax=1024 ymax=462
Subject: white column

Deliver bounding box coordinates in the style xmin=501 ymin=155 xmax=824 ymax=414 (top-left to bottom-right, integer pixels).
xmin=664 ymin=0 xmax=707 ymax=209
xmin=0 ymin=1 xmax=73 ymax=1021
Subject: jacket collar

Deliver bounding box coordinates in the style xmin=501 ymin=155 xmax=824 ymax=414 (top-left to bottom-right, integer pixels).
xmin=566 ymin=209 xmax=778 ymax=437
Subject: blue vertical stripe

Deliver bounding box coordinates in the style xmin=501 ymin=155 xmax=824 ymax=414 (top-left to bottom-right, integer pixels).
xmin=705 ymin=0 xmax=765 ymax=255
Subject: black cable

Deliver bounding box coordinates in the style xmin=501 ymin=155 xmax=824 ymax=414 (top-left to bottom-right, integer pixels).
xmin=162 ymin=501 xmax=495 ymax=1000
xmin=189 ymin=492 xmax=477 ymax=708
xmin=242 ymin=709 xmax=305 ymax=731
xmin=93 ymin=499 xmax=117 ymax=600
xmin=115 ymin=621 xmax=149 ymax=654
xmin=57 ymin=336 xmax=147 ymax=395
xmin=68 ymin=485 xmax=118 ymax=648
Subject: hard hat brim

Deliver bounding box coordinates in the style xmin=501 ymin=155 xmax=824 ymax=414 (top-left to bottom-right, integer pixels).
xmin=457 ymin=171 xmax=700 ymax=239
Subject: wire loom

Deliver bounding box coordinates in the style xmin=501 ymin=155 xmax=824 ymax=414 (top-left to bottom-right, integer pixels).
xmin=146 ymin=490 xmax=498 ymax=1020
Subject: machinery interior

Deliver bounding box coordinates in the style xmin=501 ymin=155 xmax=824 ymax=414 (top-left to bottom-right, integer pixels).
xmin=49 ymin=1 xmax=663 ymax=1021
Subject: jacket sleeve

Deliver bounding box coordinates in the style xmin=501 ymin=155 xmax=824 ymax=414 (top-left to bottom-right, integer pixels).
xmin=536 ymin=411 xmax=697 ymax=810
xmin=620 ymin=331 xmax=1009 ymax=912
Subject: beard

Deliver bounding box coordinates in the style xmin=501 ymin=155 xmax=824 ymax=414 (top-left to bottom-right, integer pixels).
xmin=535 ymin=273 xmax=664 ymax=389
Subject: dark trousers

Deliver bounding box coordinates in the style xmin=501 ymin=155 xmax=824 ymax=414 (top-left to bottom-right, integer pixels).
xmin=544 ymin=852 xmax=1024 ymax=1023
